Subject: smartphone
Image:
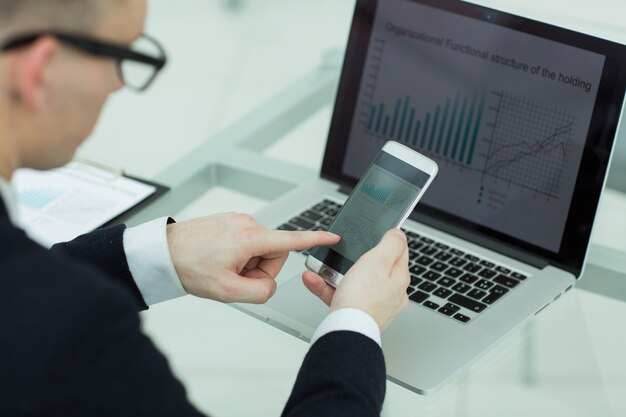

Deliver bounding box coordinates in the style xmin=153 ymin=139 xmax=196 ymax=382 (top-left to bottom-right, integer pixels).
xmin=306 ymin=141 xmax=438 ymax=287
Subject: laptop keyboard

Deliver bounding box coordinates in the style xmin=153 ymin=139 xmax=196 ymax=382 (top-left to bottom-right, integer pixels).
xmin=278 ymin=199 xmax=529 ymax=324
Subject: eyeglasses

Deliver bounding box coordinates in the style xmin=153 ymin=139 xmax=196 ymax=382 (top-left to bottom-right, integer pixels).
xmin=0 ymin=31 xmax=167 ymax=92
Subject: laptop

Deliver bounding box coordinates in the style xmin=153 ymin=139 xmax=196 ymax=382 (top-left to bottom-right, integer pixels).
xmin=236 ymin=0 xmax=626 ymax=394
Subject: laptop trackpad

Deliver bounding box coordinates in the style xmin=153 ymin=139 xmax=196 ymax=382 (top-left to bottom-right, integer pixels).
xmin=267 ymin=276 xmax=329 ymax=329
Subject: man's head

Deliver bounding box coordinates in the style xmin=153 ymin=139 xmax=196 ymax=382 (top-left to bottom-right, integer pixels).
xmin=0 ymin=0 xmax=148 ymax=178
xmin=0 ymin=0 xmax=111 ymax=36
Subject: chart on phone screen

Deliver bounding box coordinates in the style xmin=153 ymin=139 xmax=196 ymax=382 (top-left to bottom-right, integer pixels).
xmin=330 ymin=164 xmax=420 ymax=262
xmin=342 ymin=0 xmax=605 ymax=252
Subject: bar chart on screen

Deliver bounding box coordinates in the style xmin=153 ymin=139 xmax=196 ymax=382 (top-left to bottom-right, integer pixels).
xmin=366 ymin=90 xmax=486 ymax=169
xmin=357 ymin=35 xmax=575 ymax=200
xmin=362 ymin=183 xmax=393 ymax=203
xmin=363 ymin=89 xmax=576 ymax=200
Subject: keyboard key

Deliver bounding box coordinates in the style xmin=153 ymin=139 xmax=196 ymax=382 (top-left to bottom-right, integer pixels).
xmin=410 ymin=276 xmax=423 ymax=286
xmin=406 ymin=231 xmax=421 ymax=239
xmin=423 ymin=300 xmax=440 ymax=310
xmin=409 ymin=251 xmax=420 ymax=261
xmin=409 ymin=265 xmax=426 ymax=276
xmin=444 ymin=267 xmax=463 ymax=278
xmin=278 ymin=223 xmax=297 ymax=231
xmin=452 ymin=282 xmax=471 ymax=293
xmin=463 ymin=263 xmax=481 ymax=273
xmin=416 ymin=256 xmax=435 ymax=266
xmin=326 ymin=209 xmax=338 ymax=217
xmin=438 ymin=303 xmax=461 ymax=316
xmin=290 ymin=217 xmax=315 ymax=230
xmin=491 ymin=285 xmax=508 ymax=295
xmin=433 ymin=287 xmax=452 ymax=299
xmin=302 ymin=210 xmax=323 ymax=222
xmin=460 ymin=273 xmax=479 ymax=284
xmin=407 ymin=287 xmax=415 ymax=296
xmin=449 ymin=293 xmax=488 ymax=313
xmin=511 ymin=272 xmax=527 ymax=280
xmin=450 ymin=248 xmax=465 ymax=256
xmin=434 ymin=252 xmax=453 ymax=262
xmin=475 ymin=279 xmax=494 ymax=290
xmin=449 ymin=257 xmax=467 ymax=268
xmin=420 ymin=246 xmax=438 ymax=256
xmin=409 ymin=241 xmax=424 ymax=250
xmin=482 ymin=285 xmax=509 ymax=304
xmin=313 ymin=203 xmax=327 ymax=212
xmin=494 ymin=275 xmax=520 ymax=288
xmin=437 ymin=277 xmax=456 ymax=287
xmin=420 ymin=237 xmax=435 ymax=244
xmin=464 ymin=254 xmax=480 ymax=262
xmin=483 ymin=290 xmax=507 ymax=305
xmin=419 ymin=282 xmax=437 ymax=293
xmin=430 ymin=262 xmax=448 ymax=272
xmin=467 ymin=288 xmax=487 ymax=300
xmin=422 ymin=271 xmax=441 ymax=281
xmin=435 ymin=243 xmax=449 ymax=250
xmin=478 ymin=269 xmax=497 ymax=279
xmin=495 ymin=266 xmax=511 ymax=274
xmin=409 ymin=291 xmax=429 ymax=304
xmin=453 ymin=313 xmax=471 ymax=323
xmin=320 ymin=217 xmax=333 ymax=226
xmin=480 ymin=260 xmax=495 ymax=268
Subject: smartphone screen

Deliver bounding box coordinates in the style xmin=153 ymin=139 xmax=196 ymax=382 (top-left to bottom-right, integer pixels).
xmin=311 ymin=150 xmax=432 ymax=275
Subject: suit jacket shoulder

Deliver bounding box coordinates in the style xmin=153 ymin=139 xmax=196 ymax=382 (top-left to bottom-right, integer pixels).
xmin=0 ymin=217 xmax=204 ymax=416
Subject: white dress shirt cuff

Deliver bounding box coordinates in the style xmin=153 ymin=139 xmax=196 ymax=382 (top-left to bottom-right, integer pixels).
xmin=123 ymin=217 xmax=187 ymax=306
xmin=310 ymin=308 xmax=382 ymax=348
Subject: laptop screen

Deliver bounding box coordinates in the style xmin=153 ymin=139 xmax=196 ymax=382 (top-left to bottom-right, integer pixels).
xmin=322 ymin=0 xmax=626 ymax=274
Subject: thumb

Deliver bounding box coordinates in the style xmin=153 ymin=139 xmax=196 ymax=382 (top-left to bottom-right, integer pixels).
xmin=223 ymin=273 xmax=278 ymax=304
xmin=364 ymin=229 xmax=407 ymax=271
xmin=302 ymin=271 xmax=335 ymax=307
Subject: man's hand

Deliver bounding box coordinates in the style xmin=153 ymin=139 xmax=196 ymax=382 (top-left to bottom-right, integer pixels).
xmin=166 ymin=213 xmax=340 ymax=304
xmin=302 ymin=229 xmax=410 ymax=330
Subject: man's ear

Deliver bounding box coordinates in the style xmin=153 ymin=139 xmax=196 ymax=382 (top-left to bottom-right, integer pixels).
xmin=11 ymin=36 xmax=59 ymax=110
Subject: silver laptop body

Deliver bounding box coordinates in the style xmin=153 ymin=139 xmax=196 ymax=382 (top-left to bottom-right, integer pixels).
xmin=236 ymin=0 xmax=626 ymax=394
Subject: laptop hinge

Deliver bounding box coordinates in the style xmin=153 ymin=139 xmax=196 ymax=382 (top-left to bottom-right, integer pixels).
xmin=409 ymin=211 xmax=552 ymax=271
xmin=338 ymin=183 xmax=553 ymax=272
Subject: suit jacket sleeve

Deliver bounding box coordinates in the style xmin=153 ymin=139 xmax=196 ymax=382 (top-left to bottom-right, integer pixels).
xmin=51 ymin=224 xmax=148 ymax=310
xmin=282 ymin=331 xmax=387 ymax=417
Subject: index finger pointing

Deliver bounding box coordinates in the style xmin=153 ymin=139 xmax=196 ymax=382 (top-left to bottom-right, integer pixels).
xmin=252 ymin=230 xmax=341 ymax=255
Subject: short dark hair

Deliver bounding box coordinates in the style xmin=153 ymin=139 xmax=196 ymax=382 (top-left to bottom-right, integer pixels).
xmin=0 ymin=0 xmax=112 ymax=37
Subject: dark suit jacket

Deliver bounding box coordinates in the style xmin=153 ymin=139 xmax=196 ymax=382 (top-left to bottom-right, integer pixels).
xmin=0 ymin=198 xmax=386 ymax=416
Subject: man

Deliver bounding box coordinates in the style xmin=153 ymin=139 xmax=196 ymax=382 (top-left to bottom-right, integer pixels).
xmin=0 ymin=1 xmax=410 ymax=416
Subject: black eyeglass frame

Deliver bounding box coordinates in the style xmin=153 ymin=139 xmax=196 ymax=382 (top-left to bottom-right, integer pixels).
xmin=0 ymin=31 xmax=167 ymax=92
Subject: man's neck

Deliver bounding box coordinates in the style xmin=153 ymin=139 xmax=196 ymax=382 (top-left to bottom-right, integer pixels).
xmin=0 ymin=103 xmax=19 ymax=182
xmin=0 ymin=168 xmax=18 ymax=225
xmin=0 ymin=109 xmax=19 ymax=223
xmin=0 ymin=156 xmax=15 ymax=182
